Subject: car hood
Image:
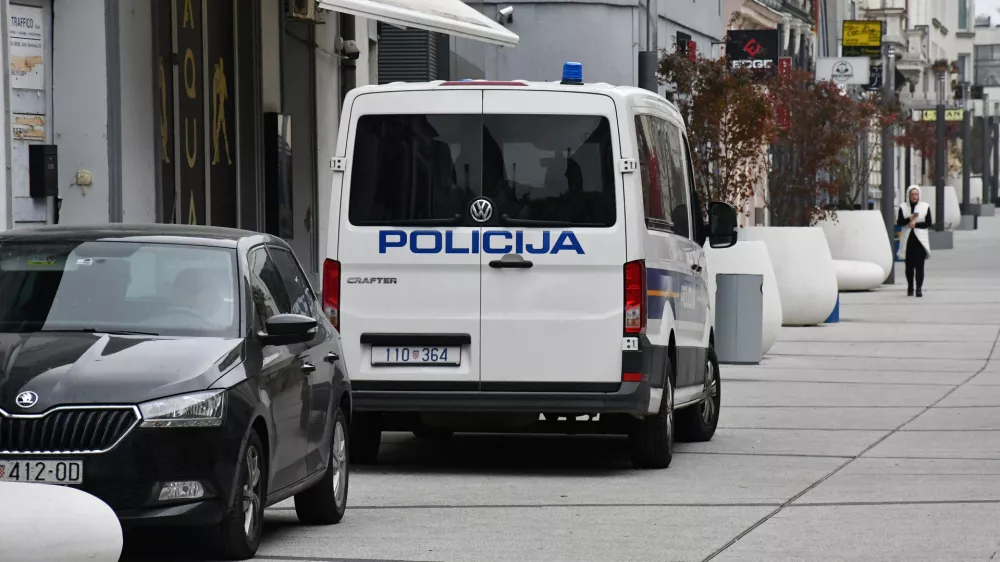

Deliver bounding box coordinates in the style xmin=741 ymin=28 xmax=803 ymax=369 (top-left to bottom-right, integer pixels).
xmin=0 ymin=333 xmax=244 ymax=412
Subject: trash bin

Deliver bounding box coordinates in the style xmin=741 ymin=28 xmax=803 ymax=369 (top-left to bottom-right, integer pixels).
xmin=714 ymin=273 xmax=764 ymax=365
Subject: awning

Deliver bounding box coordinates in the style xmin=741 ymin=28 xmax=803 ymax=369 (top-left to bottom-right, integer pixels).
xmin=318 ymin=0 xmax=519 ymax=47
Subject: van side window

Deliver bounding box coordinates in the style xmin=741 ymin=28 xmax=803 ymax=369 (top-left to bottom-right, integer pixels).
xmin=681 ymin=133 xmax=707 ymax=244
xmin=661 ymin=121 xmax=691 ymax=239
xmin=636 ymin=115 xmax=690 ymax=238
xmin=635 ymin=116 xmax=667 ymax=226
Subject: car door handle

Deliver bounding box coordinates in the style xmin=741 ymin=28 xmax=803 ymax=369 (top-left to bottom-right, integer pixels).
xmin=489 ymin=254 xmax=533 ymax=269
xmin=324 ymin=352 xmax=339 ymax=363
xmin=301 ymin=362 xmax=317 ymax=373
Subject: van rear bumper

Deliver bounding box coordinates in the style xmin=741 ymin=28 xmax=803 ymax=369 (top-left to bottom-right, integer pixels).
xmin=352 ymin=381 xmax=652 ymax=415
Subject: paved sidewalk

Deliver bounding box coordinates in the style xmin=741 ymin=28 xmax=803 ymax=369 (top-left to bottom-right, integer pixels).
xmin=125 ymin=216 xmax=1000 ymax=562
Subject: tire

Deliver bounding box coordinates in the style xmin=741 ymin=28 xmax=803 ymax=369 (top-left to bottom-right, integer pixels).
xmin=218 ymin=430 xmax=266 ymax=560
xmin=294 ymin=406 xmax=349 ymax=525
xmin=628 ymin=360 xmax=674 ymax=469
xmin=676 ymin=347 xmax=721 ymax=443
xmin=349 ymin=412 xmax=381 ymax=464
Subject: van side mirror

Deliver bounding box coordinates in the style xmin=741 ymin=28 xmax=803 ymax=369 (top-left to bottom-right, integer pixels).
xmin=260 ymin=313 xmax=317 ymax=346
xmin=707 ymin=202 xmax=739 ymax=249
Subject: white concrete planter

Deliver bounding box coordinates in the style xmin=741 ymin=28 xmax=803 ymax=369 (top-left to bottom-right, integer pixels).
xmin=970 ymin=176 xmax=984 ymax=204
xmin=738 ymin=227 xmax=839 ymax=326
xmin=833 ymin=259 xmax=886 ymax=292
xmin=0 ymin=482 xmax=122 ymax=562
xmin=705 ymin=241 xmax=783 ymax=355
xmin=920 ymin=185 xmax=962 ymax=230
xmin=817 ymin=210 xmax=893 ymax=281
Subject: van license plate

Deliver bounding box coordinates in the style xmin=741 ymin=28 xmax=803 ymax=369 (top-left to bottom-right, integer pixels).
xmin=0 ymin=460 xmax=83 ymax=485
xmin=371 ymin=346 xmax=461 ymax=366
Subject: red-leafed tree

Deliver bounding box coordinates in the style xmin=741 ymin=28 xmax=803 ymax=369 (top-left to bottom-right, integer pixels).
xmin=658 ymin=52 xmax=776 ymax=211
xmin=765 ymin=70 xmax=879 ymax=226
xmin=893 ymin=117 xmax=961 ymax=183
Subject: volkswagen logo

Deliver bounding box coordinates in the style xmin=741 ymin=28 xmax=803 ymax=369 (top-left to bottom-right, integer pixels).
xmin=15 ymin=391 xmax=38 ymax=409
xmin=469 ymin=198 xmax=494 ymax=224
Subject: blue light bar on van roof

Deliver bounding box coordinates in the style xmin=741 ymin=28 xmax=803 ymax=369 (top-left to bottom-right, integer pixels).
xmin=561 ymin=62 xmax=583 ymax=85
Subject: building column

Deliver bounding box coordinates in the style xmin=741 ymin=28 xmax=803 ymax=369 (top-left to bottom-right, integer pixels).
xmin=0 ymin=0 xmax=12 ymax=230
xmin=51 ymin=0 xmax=116 ymax=225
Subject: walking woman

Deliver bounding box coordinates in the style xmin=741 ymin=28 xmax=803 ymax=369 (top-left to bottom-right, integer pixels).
xmin=896 ymin=185 xmax=932 ymax=297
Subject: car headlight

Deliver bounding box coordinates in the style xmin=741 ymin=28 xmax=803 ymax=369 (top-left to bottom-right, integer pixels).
xmin=139 ymin=390 xmax=226 ymax=428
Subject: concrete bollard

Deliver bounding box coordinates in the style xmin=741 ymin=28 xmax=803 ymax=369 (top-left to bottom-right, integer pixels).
xmin=0 ymin=482 xmax=122 ymax=561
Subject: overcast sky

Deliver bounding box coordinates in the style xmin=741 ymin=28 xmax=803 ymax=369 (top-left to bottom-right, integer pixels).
xmin=979 ymin=0 xmax=1000 ymax=17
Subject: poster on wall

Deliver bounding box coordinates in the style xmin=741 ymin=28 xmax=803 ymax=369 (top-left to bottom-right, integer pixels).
xmin=8 ymin=4 xmax=44 ymax=90
xmin=207 ymin=0 xmax=237 ymax=228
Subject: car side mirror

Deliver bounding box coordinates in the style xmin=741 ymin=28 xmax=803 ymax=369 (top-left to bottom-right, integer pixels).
xmin=707 ymin=202 xmax=739 ymax=249
xmin=260 ymin=313 xmax=317 ymax=346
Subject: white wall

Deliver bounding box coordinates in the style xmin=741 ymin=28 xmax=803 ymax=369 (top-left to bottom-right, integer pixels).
xmin=52 ymin=0 xmax=110 ymax=225
xmin=316 ymin=11 xmax=342 ymax=284
xmin=119 ymin=0 xmax=155 ymax=223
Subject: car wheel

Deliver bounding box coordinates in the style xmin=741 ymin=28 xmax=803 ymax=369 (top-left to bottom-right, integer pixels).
xmin=218 ymin=430 xmax=266 ymax=560
xmin=349 ymin=412 xmax=381 ymax=465
xmin=676 ymin=347 xmax=722 ymax=442
xmin=294 ymin=406 xmax=349 ymax=525
xmin=628 ymin=360 xmax=674 ymax=469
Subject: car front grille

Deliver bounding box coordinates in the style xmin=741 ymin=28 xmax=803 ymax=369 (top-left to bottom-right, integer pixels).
xmin=0 ymin=407 xmax=140 ymax=454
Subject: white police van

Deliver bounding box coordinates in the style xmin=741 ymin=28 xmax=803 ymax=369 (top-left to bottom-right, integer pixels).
xmin=323 ymin=63 xmax=739 ymax=469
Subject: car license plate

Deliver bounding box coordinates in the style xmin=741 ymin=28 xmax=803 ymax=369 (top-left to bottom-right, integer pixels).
xmin=0 ymin=460 xmax=83 ymax=485
xmin=371 ymin=346 xmax=461 ymax=366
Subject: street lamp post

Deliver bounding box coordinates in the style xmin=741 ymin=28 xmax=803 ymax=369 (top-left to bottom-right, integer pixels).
xmin=933 ymin=60 xmax=948 ymax=232
xmin=638 ymin=0 xmax=658 ymax=93
xmin=881 ymin=44 xmax=895 ymax=285
xmin=961 ymin=81 xmax=971 ymax=217
xmin=983 ymin=93 xmax=991 ymax=207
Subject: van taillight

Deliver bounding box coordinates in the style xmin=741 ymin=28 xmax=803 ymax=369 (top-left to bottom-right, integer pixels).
xmin=323 ymin=259 xmax=340 ymax=332
xmin=624 ymin=260 xmax=646 ymax=334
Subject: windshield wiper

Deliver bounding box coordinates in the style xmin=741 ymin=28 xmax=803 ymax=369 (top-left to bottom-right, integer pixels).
xmin=500 ymin=214 xmax=607 ymax=228
xmin=356 ymin=214 xmax=462 ymax=226
xmin=37 ymin=328 xmax=160 ymax=336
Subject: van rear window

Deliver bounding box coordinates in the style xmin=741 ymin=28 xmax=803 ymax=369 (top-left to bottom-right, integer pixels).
xmin=348 ymin=114 xmax=616 ymax=227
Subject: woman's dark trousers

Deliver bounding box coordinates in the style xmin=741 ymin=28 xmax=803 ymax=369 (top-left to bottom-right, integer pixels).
xmin=904 ymin=232 xmax=926 ymax=293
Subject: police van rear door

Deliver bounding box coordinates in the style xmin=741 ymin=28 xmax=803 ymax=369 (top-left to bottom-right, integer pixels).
xmin=478 ymin=90 xmax=626 ymax=388
xmin=338 ymin=89 xmax=483 ymax=386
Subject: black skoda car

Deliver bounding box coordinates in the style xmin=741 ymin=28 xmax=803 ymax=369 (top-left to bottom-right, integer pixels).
xmin=0 ymin=225 xmax=350 ymax=559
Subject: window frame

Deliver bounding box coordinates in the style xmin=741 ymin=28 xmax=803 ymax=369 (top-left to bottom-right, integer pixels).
xmin=246 ymin=245 xmax=294 ymax=334
xmin=266 ymin=245 xmax=320 ymax=319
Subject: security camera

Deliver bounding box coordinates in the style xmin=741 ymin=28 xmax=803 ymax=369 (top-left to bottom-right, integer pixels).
xmin=342 ymin=39 xmax=361 ymax=61
xmin=498 ymin=6 xmax=513 ymax=23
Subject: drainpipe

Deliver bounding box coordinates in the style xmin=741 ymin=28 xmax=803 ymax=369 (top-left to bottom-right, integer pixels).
xmin=0 ymin=0 xmax=11 ymax=231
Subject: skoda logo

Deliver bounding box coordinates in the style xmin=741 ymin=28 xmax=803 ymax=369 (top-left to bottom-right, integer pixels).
xmin=15 ymin=391 xmax=38 ymax=409
xmin=469 ymin=198 xmax=494 ymax=224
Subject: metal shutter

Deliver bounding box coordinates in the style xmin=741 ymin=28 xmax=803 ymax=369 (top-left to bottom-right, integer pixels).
xmin=377 ymin=25 xmax=439 ymax=84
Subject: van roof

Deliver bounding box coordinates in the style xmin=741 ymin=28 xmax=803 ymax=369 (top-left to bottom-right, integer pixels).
xmin=348 ymin=80 xmax=684 ymax=121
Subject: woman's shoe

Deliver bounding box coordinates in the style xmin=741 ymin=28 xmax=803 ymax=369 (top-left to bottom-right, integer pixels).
xmin=907 ymin=287 xmax=914 ymax=297
xmin=916 ymin=289 xmax=923 ymax=298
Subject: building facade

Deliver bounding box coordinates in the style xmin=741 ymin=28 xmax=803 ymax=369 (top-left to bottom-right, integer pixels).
xmin=377 ymin=0 xmax=725 ymax=89
xmin=1 ymin=0 xmax=517 ymax=283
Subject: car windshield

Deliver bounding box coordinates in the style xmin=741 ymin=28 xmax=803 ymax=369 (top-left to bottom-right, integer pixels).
xmin=0 ymin=241 xmax=239 ymax=338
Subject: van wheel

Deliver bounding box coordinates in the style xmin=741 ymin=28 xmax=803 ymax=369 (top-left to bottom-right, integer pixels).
xmin=628 ymin=361 xmax=674 ymax=469
xmin=349 ymin=412 xmax=381 ymax=465
xmin=294 ymin=406 xmax=349 ymax=525
xmin=677 ymin=348 xmax=721 ymax=442
xmin=217 ymin=430 xmax=266 ymax=560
